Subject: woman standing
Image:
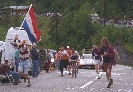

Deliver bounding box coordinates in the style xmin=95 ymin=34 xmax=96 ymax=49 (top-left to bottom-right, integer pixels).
xmin=45 ymin=49 xmax=51 ymax=73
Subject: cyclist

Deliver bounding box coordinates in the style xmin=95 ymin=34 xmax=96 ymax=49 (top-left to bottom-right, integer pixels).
xmin=55 ymin=46 xmax=69 ymax=76
xmin=69 ymin=48 xmax=79 ymax=77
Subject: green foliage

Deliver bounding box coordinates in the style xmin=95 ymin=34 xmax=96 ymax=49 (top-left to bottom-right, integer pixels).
xmin=0 ymin=0 xmax=133 ymax=53
xmin=0 ymin=26 xmax=7 ymax=41
xmin=48 ymin=2 xmax=97 ymax=51
xmin=124 ymin=43 xmax=133 ymax=53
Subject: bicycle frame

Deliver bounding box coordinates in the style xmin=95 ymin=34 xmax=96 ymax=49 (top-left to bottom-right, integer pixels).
xmin=70 ymin=60 xmax=78 ymax=77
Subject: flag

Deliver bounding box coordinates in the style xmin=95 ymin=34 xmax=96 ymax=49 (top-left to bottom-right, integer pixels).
xmin=22 ymin=5 xmax=41 ymax=43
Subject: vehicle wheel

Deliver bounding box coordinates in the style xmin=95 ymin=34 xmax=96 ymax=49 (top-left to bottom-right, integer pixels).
xmin=72 ymin=70 xmax=74 ymax=77
xmin=75 ymin=70 xmax=77 ymax=77
xmin=78 ymin=66 xmax=82 ymax=69
xmin=44 ymin=65 xmax=46 ymax=70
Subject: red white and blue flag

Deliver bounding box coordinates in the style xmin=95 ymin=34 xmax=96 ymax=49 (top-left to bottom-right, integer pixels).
xmin=22 ymin=5 xmax=41 ymax=43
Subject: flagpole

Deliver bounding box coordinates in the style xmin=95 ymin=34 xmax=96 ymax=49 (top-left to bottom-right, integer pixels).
xmin=20 ymin=4 xmax=33 ymax=28
xmin=16 ymin=4 xmax=33 ymax=41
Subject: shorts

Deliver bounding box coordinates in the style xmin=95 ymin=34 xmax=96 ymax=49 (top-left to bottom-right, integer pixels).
xmin=60 ymin=60 xmax=68 ymax=69
xmin=94 ymin=59 xmax=103 ymax=65
xmin=102 ymin=62 xmax=112 ymax=72
xmin=18 ymin=59 xmax=30 ymax=74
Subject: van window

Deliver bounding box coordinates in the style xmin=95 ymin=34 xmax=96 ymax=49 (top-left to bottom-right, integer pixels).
xmin=49 ymin=51 xmax=54 ymax=59
xmin=81 ymin=54 xmax=93 ymax=59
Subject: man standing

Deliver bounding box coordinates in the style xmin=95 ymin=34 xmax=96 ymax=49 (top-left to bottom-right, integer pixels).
xmin=14 ymin=49 xmax=20 ymax=72
xmin=14 ymin=34 xmax=31 ymax=87
xmin=30 ymin=43 xmax=40 ymax=77
xmin=92 ymin=45 xmax=102 ymax=79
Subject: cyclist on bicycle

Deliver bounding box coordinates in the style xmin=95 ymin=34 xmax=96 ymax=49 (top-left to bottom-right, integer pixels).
xmin=70 ymin=48 xmax=79 ymax=77
xmin=70 ymin=48 xmax=79 ymax=61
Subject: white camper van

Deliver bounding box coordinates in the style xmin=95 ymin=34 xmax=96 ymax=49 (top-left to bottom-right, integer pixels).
xmin=0 ymin=41 xmax=15 ymax=68
xmin=0 ymin=27 xmax=32 ymax=70
xmin=5 ymin=27 xmax=32 ymax=45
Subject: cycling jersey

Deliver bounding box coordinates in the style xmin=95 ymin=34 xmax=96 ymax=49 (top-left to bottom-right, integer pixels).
xmin=58 ymin=50 xmax=68 ymax=60
xmin=70 ymin=53 xmax=78 ymax=60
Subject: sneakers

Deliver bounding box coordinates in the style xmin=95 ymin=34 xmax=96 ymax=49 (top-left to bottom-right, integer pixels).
xmin=27 ymin=83 xmax=31 ymax=87
xmin=107 ymin=79 xmax=113 ymax=88
xmin=68 ymin=73 xmax=71 ymax=75
xmin=97 ymin=76 xmax=101 ymax=79
xmin=97 ymin=74 xmax=101 ymax=79
xmin=61 ymin=74 xmax=64 ymax=76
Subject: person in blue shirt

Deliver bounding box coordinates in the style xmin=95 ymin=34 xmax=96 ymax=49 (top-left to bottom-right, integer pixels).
xmin=30 ymin=43 xmax=40 ymax=78
xmin=14 ymin=49 xmax=20 ymax=72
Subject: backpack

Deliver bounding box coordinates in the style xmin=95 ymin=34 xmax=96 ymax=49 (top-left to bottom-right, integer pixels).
xmin=59 ymin=51 xmax=68 ymax=60
xmin=101 ymin=46 xmax=110 ymax=63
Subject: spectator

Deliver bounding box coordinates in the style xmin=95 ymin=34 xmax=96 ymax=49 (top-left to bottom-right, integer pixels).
xmin=92 ymin=45 xmax=103 ymax=79
xmin=14 ymin=34 xmax=31 ymax=87
xmin=93 ymin=37 xmax=116 ymax=88
xmin=55 ymin=52 xmax=60 ymax=71
xmin=14 ymin=49 xmax=20 ymax=72
xmin=123 ymin=52 xmax=127 ymax=65
xmin=30 ymin=43 xmax=40 ymax=78
xmin=45 ymin=49 xmax=51 ymax=73
xmin=0 ymin=63 xmax=21 ymax=85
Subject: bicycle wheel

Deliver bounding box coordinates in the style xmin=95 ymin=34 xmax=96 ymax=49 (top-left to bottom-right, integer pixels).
xmin=72 ymin=69 xmax=74 ymax=77
xmin=74 ymin=68 xmax=77 ymax=77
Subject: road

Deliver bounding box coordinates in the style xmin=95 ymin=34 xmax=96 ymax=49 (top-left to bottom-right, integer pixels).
xmin=0 ymin=64 xmax=133 ymax=92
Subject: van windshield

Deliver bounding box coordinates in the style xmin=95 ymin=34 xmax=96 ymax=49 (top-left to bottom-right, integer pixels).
xmin=81 ymin=55 xmax=92 ymax=59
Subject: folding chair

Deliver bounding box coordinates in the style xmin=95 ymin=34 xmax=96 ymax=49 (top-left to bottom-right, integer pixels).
xmin=0 ymin=75 xmax=7 ymax=84
xmin=0 ymin=73 xmax=12 ymax=84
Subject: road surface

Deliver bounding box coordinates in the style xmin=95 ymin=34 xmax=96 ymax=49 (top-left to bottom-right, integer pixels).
xmin=0 ymin=64 xmax=133 ymax=92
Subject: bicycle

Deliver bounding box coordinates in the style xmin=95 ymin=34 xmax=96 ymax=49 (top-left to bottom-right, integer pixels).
xmin=70 ymin=60 xmax=78 ymax=77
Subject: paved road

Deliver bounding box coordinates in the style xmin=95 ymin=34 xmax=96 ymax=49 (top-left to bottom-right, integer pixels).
xmin=0 ymin=64 xmax=133 ymax=92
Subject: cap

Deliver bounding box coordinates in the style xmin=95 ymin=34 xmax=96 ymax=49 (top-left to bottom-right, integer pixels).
xmin=67 ymin=46 xmax=70 ymax=48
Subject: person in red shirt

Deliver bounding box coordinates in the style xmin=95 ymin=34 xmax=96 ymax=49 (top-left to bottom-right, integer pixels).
xmin=93 ymin=37 xmax=115 ymax=88
xmin=14 ymin=34 xmax=31 ymax=87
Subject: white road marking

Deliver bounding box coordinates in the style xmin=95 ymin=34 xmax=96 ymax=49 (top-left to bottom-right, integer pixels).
xmin=128 ymin=89 xmax=132 ymax=92
xmin=80 ymin=72 xmax=103 ymax=89
xmin=118 ymin=89 xmax=124 ymax=91
xmin=80 ymin=81 xmax=93 ymax=89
